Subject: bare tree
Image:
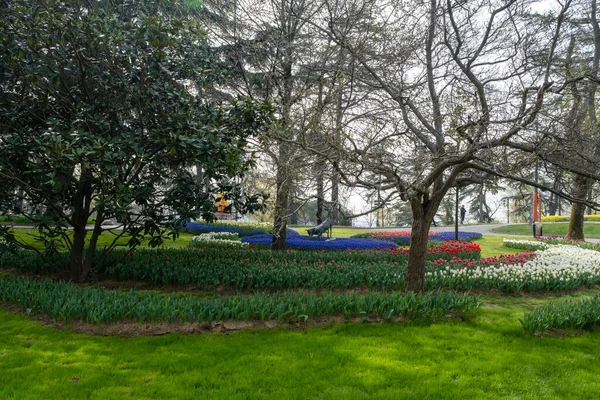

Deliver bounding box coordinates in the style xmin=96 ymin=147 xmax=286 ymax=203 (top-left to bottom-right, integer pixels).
xmin=301 ymin=0 xmax=593 ymax=292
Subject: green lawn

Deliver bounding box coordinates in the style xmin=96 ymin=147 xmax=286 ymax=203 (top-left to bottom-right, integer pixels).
xmin=3 ymin=227 xmax=599 ymax=398
xmin=8 ymin=228 xmax=196 ymax=251
xmin=473 ymin=235 xmax=523 ymax=258
xmin=491 ymin=222 xmax=600 ymax=238
xmin=2 ymin=291 xmax=600 ymax=399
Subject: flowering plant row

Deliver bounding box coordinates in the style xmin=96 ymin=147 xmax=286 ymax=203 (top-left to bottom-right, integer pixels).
xmin=1 ymin=242 xmax=478 ymax=292
xmin=241 ymin=234 xmax=397 ymax=250
xmin=350 ymin=230 xmax=482 ymax=245
xmin=90 ymin=242 xmax=477 ymax=291
xmin=181 ymin=222 xmax=300 ymax=238
xmin=521 ymin=296 xmax=600 ymax=334
xmin=502 ymin=239 xmax=550 ymax=251
xmin=354 ymin=230 xmax=441 ymax=238
xmin=0 ymin=275 xmax=480 ymax=323
xmin=427 ymin=245 xmax=600 ymax=292
xmin=536 ymin=236 xmax=600 ymax=252
xmin=396 ymin=241 xmax=481 ymax=259
xmin=541 ymin=215 xmax=600 ymax=222
xmin=189 ymin=232 xmax=249 ymax=249
xmin=182 ymin=222 xmax=266 ymax=237
xmin=4 ymin=243 xmax=596 ymax=294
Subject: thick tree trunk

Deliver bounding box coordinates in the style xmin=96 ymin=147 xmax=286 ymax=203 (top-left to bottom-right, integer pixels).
xmin=406 ymin=212 xmax=430 ymax=293
xmin=567 ymin=175 xmax=590 ymax=240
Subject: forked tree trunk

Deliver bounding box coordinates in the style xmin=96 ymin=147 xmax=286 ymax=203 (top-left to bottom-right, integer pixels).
xmin=406 ymin=196 xmax=440 ymax=293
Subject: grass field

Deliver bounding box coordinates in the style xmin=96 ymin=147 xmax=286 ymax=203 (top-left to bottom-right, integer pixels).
xmin=491 ymin=222 xmax=600 ymax=238
xmin=3 ymin=227 xmax=600 ymax=398
xmin=2 ymin=291 xmax=600 ymax=399
xmin=8 ymin=229 xmax=197 ymax=251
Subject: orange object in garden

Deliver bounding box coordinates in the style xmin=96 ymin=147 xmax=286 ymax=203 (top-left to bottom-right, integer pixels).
xmin=532 ymin=191 xmax=542 ymax=222
xmin=216 ymin=193 xmax=228 ymax=212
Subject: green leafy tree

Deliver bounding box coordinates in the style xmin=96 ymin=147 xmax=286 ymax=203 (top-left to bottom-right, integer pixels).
xmin=0 ymin=0 xmax=271 ymax=281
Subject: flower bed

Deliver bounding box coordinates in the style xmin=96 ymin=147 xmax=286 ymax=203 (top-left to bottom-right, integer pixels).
xmin=182 ymin=222 xmax=299 ymax=238
xmin=521 ymin=296 xmax=600 ymax=334
xmin=350 ymin=230 xmax=482 ymax=245
xmin=503 ymin=239 xmax=551 ymax=251
xmin=396 ymin=241 xmax=481 ymax=260
xmin=189 ymin=232 xmax=249 ymax=249
xmin=241 ymin=234 xmax=397 ymax=250
xmin=104 ymin=243 xmax=479 ymax=293
xmin=541 ymin=215 xmax=600 ymax=222
xmin=4 ymin=241 xmax=596 ymax=293
xmin=0 ymin=275 xmax=480 ymax=323
xmin=427 ymin=245 xmax=600 ymax=292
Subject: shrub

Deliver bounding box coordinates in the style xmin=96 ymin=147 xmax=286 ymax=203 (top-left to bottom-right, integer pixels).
xmin=0 ymin=215 xmax=32 ymax=224
xmin=521 ymin=296 xmax=600 ymax=334
xmin=0 ymin=275 xmax=480 ymax=323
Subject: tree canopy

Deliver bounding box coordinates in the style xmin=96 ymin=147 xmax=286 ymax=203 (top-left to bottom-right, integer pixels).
xmin=0 ymin=0 xmax=271 ymax=281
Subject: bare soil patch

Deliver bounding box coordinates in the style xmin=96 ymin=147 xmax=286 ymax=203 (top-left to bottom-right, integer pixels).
xmin=1 ymin=301 xmax=397 ymax=337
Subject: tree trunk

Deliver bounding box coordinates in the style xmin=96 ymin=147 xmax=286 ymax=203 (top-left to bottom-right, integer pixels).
xmin=272 ymin=21 xmax=294 ymax=251
xmin=567 ymin=174 xmax=590 ymax=239
xmin=272 ymin=141 xmax=291 ymax=250
xmin=82 ymin=209 xmax=105 ymax=281
xmin=330 ymin=47 xmax=344 ymax=226
xmin=406 ymin=211 xmax=430 ymax=293
xmin=69 ymin=204 xmax=88 ymax=282
xmin=315 ymin=157 xmax=325 ymax=225
xmin=331 ymin=171 xmax=339 ymax=225
xmin=70 ymin=172 xmax=94 ymax=282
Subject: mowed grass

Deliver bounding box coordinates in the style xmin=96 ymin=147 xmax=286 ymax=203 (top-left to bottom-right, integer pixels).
xmin=473 ymin=235 xmax=525 ymax=258
xmin=2 ymin=230 xmax=600 ymax=398
xmin=491 ymin=222 xmax=600 ymax=238
xmin=7 ymin=228 xmax=196 ymax=251
xmin=2 ymin=291 xmax=600 ymax=399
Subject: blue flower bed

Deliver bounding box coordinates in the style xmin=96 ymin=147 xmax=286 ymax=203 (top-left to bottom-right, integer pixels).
xmin=242 ymin=234 xmax=397 ymax=250
xmin=182 ymin=222 xmax=299 ymax=238
xmin=350 ymin=231 xmax=482 ymax=245
xmin=430 ymin=231 xmax=482 ymax=242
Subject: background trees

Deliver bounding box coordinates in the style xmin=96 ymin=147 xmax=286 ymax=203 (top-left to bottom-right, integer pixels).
xmin=303 ymin=0 xmax=600 ymax=291
xmin=0 ymin=0 xmax=270 ymax=281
